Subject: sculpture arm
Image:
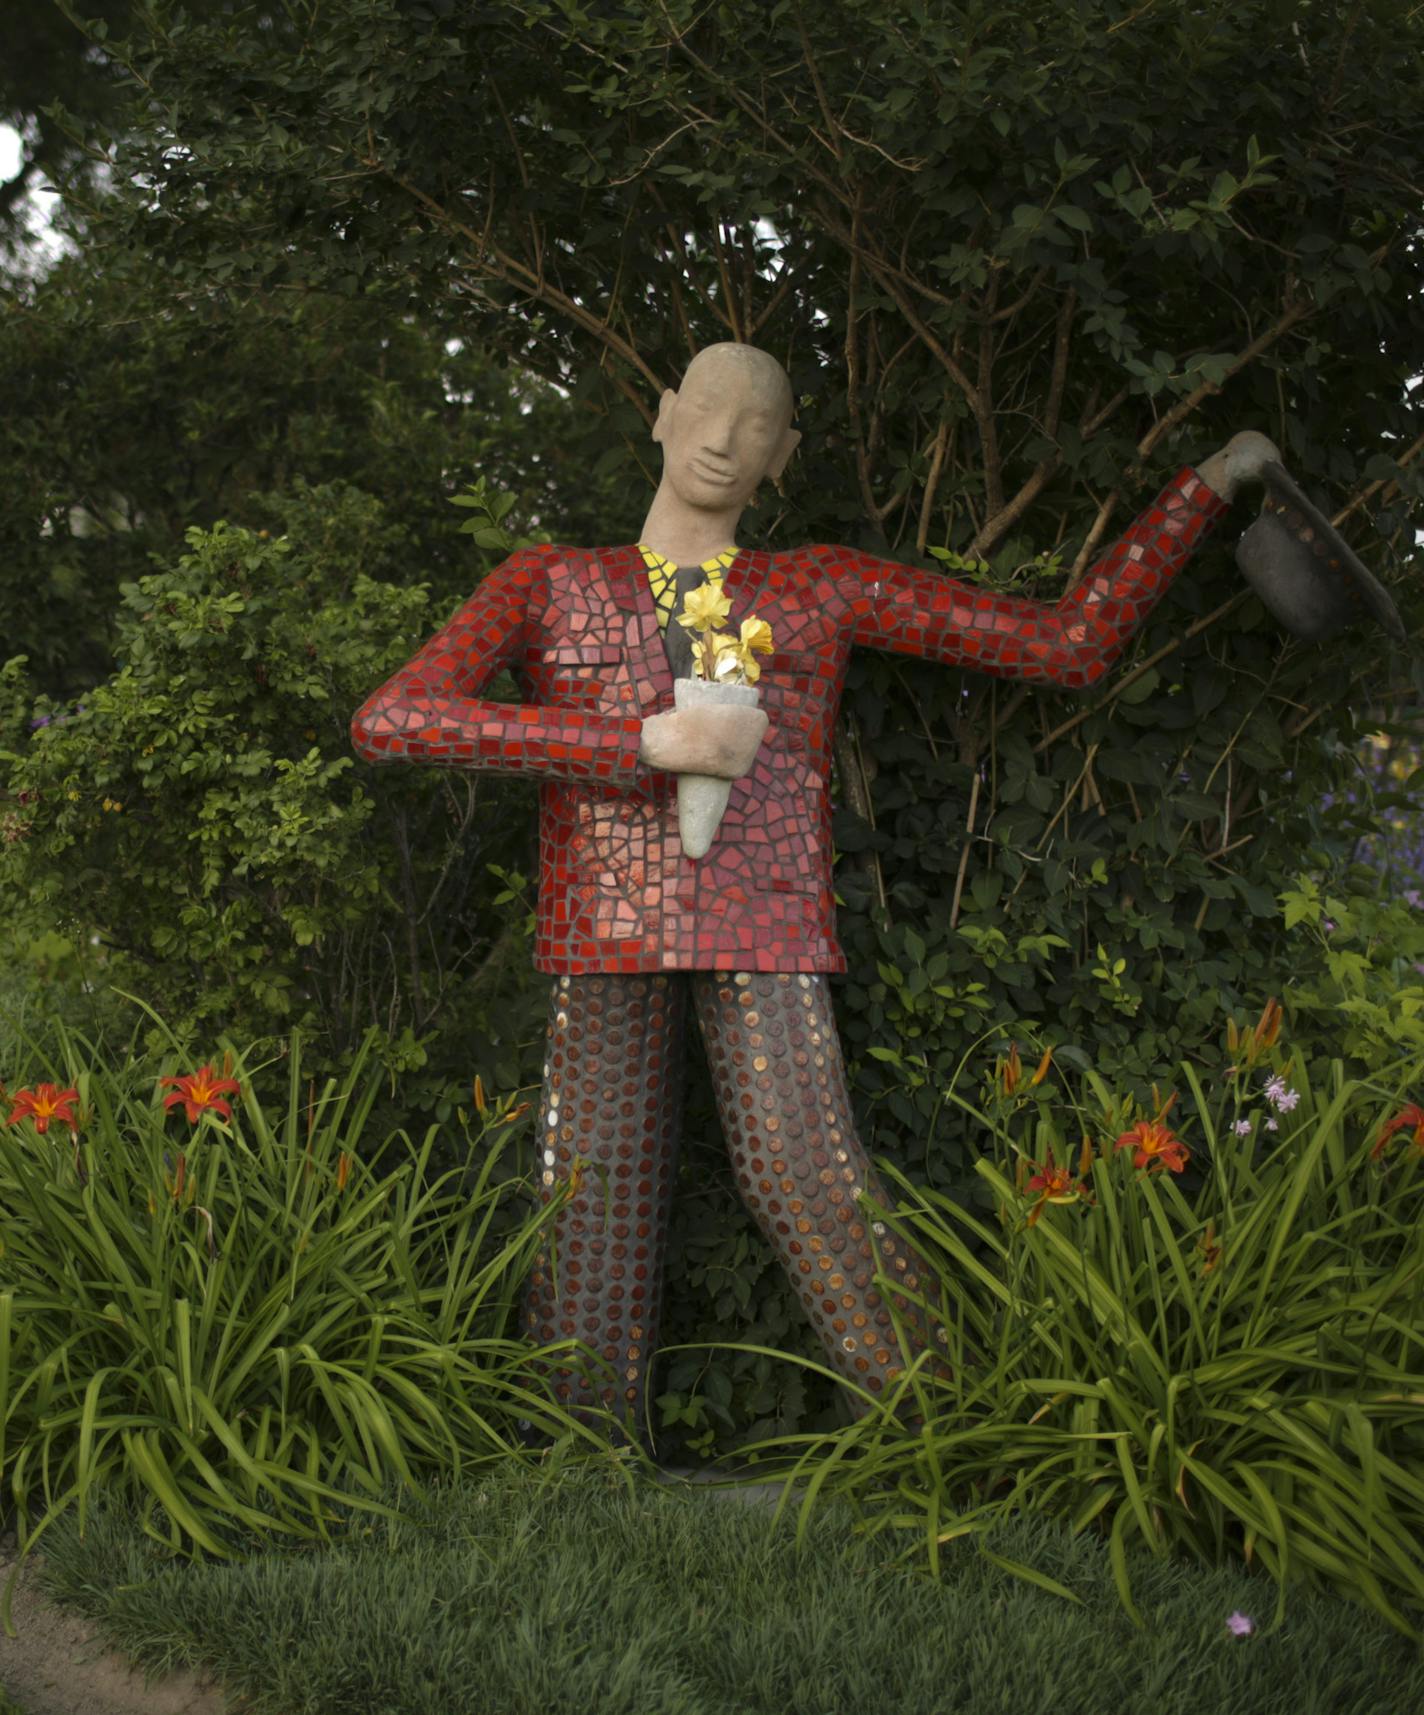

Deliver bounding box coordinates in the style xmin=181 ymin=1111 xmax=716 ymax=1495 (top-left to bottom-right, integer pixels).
xmin=349 ymin=549 xmax=644 ymax=785
xmin=839 ymin=467 xmax=1228 ymax=688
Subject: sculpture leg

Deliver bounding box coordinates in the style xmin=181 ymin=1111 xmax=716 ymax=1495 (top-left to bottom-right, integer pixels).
xmin=519 ymin=972 xmax=685 ymax=1453
xmin=692 ymin=970 xmax=952 ymax=1421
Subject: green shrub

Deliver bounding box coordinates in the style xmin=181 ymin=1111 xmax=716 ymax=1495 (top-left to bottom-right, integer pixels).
xmin=0 ymin=1017 xmax=627 ymax=1606
xmin=0 ymin=484 xmax=546 ymax=1115
xmin=718 ymin=1023 xmax=1424 ymax=1640
xmin=1280 ymin=872 xmax=1424 ymax=1069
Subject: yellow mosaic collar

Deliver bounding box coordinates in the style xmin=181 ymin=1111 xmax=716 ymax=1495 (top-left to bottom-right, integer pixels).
xmin=637 ymin=543 xmax=738 ymax=631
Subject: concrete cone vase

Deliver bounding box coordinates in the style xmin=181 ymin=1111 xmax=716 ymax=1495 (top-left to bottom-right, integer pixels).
xmin=674 ymin=675 xmax=761 ymax=859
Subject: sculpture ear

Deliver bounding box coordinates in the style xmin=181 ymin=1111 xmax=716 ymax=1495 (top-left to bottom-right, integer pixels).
xmin=651 ymin=388 xmax=678 ymax=445
xmin=766 ymin=425 xmax=801 ymax=480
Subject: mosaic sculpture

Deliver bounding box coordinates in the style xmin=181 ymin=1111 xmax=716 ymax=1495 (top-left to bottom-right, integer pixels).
xmin=351 ymin=342 xmax=1283 ymax=1454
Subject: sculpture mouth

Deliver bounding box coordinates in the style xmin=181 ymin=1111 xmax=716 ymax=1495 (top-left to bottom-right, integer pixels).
xmin=691 ymin=459 xmax=737 ymax=486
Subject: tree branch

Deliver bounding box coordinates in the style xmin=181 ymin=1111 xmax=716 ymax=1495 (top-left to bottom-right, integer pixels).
xmin=1068 ymin=295 xmax=1315 ymax=576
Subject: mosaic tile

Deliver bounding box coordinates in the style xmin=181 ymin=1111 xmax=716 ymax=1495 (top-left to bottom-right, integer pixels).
xmin=520 ymin=971 xmax=953 ymax=1451
xmin=350 ymin=470 xmax=1224 ymax=972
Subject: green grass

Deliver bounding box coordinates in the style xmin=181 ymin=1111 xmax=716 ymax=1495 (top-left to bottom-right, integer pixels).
xmin=35 ymin=1456 xmax=1424 ymax=1715
xmin=0 ymin=1686 xmax=24 ymax=1715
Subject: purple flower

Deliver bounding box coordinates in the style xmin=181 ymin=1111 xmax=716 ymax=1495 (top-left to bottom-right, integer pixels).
xmin=1225 ymin=1611 xmax=1255 ymax=1637
xmin=1263 ymin=1076 xmax=1300 ymax=1113
xmin=1265 ymin=1118 xmax=1278 ymax=1132
xmin=1233 ymin=1119 xmax=1252 ymax=1136
xmin=27 ymin=714 xmax=52 ymax=729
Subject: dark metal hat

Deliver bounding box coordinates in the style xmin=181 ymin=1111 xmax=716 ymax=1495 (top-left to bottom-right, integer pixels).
xmin=1235 ymin=461 xmax=1404 ymax=642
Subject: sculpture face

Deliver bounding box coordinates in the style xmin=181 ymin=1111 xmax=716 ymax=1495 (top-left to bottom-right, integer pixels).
xmin=651 ymin=346 xmax=799 ymax=516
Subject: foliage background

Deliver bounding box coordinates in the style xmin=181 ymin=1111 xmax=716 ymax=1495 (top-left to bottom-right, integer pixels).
xmin=2 ymin=0 xmax=1421 ymax=1452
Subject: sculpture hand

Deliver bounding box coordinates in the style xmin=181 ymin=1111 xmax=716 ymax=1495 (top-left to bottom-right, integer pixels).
xmin=639 ymin=704 xmax=769 ymax=778
xmin=1195 ymin=430 xmax=1284 ymax=501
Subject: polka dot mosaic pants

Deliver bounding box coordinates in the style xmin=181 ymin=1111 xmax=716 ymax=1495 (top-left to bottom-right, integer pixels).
xmin=520 ymin=971 xmax=951 ymax=1451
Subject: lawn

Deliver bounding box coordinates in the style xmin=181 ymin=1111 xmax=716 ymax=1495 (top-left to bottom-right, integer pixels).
xmin=33 ymin=1453 xmax=1424 ymax=1715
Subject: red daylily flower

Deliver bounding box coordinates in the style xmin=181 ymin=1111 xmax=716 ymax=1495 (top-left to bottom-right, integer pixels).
xmin=1371 ymin=1103 xmax=1424 ymax=1162
xmin=6 ymin=1082 xmax=80 ymax=1135
xmin=1115 ymin=1117 xmax=1190 ymax=1174
xmin=1022 ymin=1143 xmax=1092 ymax=1225
xmin=159 ymin=1062 xmax=242 ymax=1125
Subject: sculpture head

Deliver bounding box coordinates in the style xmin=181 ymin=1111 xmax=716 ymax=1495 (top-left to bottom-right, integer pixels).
xmin=650 ymin=343 xmax=801 ymax=516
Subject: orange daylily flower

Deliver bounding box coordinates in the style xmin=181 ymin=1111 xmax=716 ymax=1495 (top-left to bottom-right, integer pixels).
xmin=1226 ymin=996 xmax=1283 ymax=1074
xmin=336 ymin=1150 xmax=352 ymax=1192
xmin=1250 ymin=996 xmax=1282 ymax=1053
xmin=6 ymin=1082 xmax=80 ymax=1135
xmin=998 ymin=1043 xmax=1023 ymax=1097
xmin=1023 ymin=1143 xmax=1092 ymax=1225
xmin=472 ymin=1074 xmax=488 ymax=1114
xmin=1115 ymin=1117 xmax=1190 ymax=1174
xmin=1197 ymin=1220 xmax=1222 ymax=1275
xmin=158 ymin=1062 xmax=242 ymax=1125
xmin=1371 ymin=1103 xmax=1424 ymax=1162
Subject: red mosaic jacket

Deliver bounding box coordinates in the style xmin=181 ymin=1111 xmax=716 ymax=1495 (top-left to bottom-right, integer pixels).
xmin=351 ymin=468 xmax=1226 ymax=973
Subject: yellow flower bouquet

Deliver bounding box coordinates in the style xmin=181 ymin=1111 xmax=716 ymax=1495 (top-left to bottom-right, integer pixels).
xmin=673 ymin=585 xmax=774 ymax=858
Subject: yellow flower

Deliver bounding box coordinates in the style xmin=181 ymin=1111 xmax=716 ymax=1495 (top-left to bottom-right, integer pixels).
xmin=739 ymin=616 xmax=774 ymax=659
xmin=676 ymin=583 xmax=733 ymax=635
xmin=732 ymin=616 xmax=775 ymax=683
xmin=707 ymin=633 xmax=744 ymax=681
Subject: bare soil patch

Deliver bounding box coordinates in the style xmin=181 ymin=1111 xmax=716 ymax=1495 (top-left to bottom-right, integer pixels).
xmin=0 ymin=1542 xmax=239 ymax=1715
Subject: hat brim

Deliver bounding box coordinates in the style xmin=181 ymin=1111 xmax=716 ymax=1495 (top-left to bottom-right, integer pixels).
xmin=1235 ymin=461 xmax=1405 ymax=643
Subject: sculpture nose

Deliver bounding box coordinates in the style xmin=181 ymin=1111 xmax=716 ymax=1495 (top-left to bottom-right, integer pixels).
xmin=699 ymin=413 xmax=735 ymax=456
